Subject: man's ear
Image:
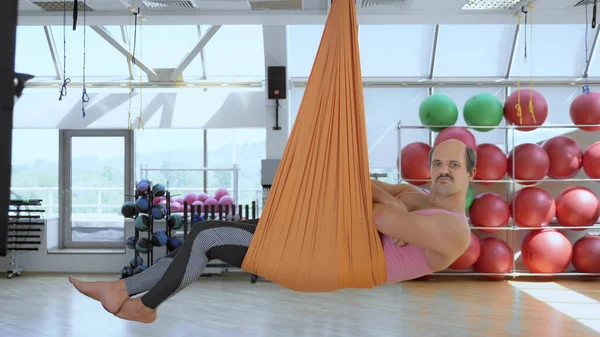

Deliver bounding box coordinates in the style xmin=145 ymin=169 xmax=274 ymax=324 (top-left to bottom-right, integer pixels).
xmin=469 ymin=168 xmax=477 ymax=181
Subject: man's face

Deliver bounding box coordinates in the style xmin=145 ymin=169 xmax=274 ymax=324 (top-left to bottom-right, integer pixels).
xmin=430 ymin=140 xmax=475 ymax=195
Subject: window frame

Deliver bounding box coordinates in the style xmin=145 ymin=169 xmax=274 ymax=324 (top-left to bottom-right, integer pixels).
xmin=59 ymin=129 xmax=134 ymax=249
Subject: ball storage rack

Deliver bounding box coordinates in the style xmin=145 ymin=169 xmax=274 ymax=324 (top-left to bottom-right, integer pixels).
xmin=122 ymin=181 xmax=177 ymax=279
xmin=396 ymin=121 xmax=600 ymax=279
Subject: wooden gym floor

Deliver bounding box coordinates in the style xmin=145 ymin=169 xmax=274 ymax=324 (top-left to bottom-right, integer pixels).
xmin=0 ymin=273 xmax=599 ymax=337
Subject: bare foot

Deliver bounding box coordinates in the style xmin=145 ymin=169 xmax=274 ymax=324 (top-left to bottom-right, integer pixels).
xmin=68 ymin=276 xmax=129 ymax=314
xmin=115 ymin=297 xmax=157 ymax=323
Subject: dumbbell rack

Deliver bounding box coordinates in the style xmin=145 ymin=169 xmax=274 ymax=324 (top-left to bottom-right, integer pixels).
xmin=396 ymin=121 xmax=600 ymax=279
xmin=122 ymin=181 xmax=174 ymax=279
xmin=6 ymin=199 xmax=44 ymax=279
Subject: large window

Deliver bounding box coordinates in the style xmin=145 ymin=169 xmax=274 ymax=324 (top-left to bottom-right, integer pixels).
xmin=10 ymin=130 xmax=60 ymax=215
xmin=135 ymin=128 xmax=265 ymax=209
xmin=60 ymin=130 xmax=133 ymax=248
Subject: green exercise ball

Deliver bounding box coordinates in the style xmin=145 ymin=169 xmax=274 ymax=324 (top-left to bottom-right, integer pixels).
xmin=419 ymin=94 xmax=459 ymax=132
xmin=465 ymin=184 xmax=474 ymax=211
xmin=463 ymin=93 xmax=504 ymax=132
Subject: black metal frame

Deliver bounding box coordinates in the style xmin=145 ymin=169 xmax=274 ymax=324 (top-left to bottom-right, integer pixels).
xmin=0 ymin=0 xmax=19 ymax=257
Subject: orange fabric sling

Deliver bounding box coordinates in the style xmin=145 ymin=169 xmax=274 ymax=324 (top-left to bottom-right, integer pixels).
xmin=241 ymin=0 xmax=387 ymax=292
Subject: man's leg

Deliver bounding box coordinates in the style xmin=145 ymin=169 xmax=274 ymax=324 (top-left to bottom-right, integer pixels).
xmin=115 ymin=219 xmax=256 ymax=323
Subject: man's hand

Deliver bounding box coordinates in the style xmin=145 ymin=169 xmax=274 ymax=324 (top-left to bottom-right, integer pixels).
xmin=392 ymin=238 xmax=407 ymax=247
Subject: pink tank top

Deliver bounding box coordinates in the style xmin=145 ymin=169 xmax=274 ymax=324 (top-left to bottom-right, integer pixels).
xmin=381 ymin=189 xmax=467 ymax=284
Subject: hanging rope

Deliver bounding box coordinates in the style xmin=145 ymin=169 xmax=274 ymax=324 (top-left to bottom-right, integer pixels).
xmin=527 ymin=4 xmax=535 ymax=123
xmin=81 ymin=0 xmax=89 ymax=117
xmin=137 ymin=11 xmax=144 ymax=130
xmin=127 ymin=2 xmax=144 ymax=130
xmin=583 ymin=2 xmax=592 ymax=94
xmin=515 ymin=11 xmax=523 ymax=125
xmin=59 ymin=0 xmax=70 ymax=101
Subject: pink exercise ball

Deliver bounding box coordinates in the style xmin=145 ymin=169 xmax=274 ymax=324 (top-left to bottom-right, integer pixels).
xmin=507 ymin=143 xmax=550 ymax=185
xmin=541 ymin=136 xmax=583 ymax=179
xmin=214 ymin=188 xmax=230 ymax=201
xmin=183 ymin=193 xmax=197 ymax=206
xmin=583 ymin=141 xmax=600 ymax=179
xmin=504 ymin=89 xmax=548 ymax=131
xmin=474 ymin=144 xmax=507 ymax=184
xmin=196 ymin=193 xmax=209 ymax=202
xmin=569 ymin=91 xmax=600 ymax=132
xmin=555 ymin=186 xmax=600 ymax=230
xmin=433 ymin=126 xmax=477 ymax=150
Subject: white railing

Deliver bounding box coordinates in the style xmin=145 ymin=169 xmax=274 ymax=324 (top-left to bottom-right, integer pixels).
xmin=10 ymin=186 xmax=263 ymax=219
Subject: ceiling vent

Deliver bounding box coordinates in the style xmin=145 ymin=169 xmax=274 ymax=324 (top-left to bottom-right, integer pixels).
xmin=141 ymin=0 xmax=198 ymax=9
xmin=359 ymin=0 xmax=411 ymax=9
xmin=461 ymin=0 xmax=523 ymax=10
xmin=29 ymin=1 xmax=94 ymax=11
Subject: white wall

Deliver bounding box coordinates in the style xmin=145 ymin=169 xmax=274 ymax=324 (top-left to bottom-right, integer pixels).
xmin=0 ymin=217 xmax=125 ymax=274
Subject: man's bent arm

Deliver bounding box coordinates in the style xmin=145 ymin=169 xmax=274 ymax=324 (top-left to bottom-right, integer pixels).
xmin=372 ymin=203 xmax=470 ymax=258
xmin=371 ymin=180 xmax=419 ymax=197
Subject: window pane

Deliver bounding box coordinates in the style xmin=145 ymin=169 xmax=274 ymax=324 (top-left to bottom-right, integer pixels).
xmin=196 ymin=25 xmax=265 ymax=79
xmin=50 ymin=25 xmax=130 ymax=79
xmin=10 ymin=130 xmax=59 ymax=215
xmin=135 ymin=129 xmax=204 ymax=198
xmin=15 ymin=27 xmax=56 ymax=78
xmin=139 ymin=25 xmax=199 ymax=70
xmin=433 ymin=87 xmax=506 ymax=145
xmin=206 ymin=129 xmax=265 ymax=207
xmin=359 ymin=25 xmax=435 ymax=77
xmin=287 ymin=25 xmax=325 ymax=77
xmin=70 ymin=136 xmax=125 ymax=242
xmin=435 ymin=25 xmax=514 ymax=77
xmin=506 ymin=86 xmax=580 ymax=146
xmin=510 ymin=24 xmax=591 ymax=77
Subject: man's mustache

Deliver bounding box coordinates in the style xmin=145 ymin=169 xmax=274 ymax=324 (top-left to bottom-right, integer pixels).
xmin=437 ymin=175 xmax=453 ymax=181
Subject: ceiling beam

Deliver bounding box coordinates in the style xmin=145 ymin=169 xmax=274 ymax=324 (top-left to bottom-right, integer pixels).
xmin=583 ymin=26 xmax=600 ymax=78
xmin=169 ymin=25 xmax=221 ymax=81
xmin=16 ymin=8 xmax=593 ymax=26
xmin=43 ymin=26 xmax=62 ymax=81
xmin=89 ymin=26 xmax=159 ymax=81
xmin=427 ymin=25 xmax=439 ymax=79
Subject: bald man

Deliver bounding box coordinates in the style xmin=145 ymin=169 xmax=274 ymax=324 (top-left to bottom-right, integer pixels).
xmin=371 ymin=139 xmax=475 ymax=271
xmin=69 ymin=139 xmax=475 ymax=324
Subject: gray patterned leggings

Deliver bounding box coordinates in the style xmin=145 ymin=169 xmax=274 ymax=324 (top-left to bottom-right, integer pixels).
xmin=125 ymin=219 xmax=258 ymax=309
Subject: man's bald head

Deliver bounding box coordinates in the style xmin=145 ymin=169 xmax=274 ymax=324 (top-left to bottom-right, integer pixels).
xmin=428 ymin=139 xmax=477 ymax=196
xmin=429 ymin=139 xmax=477 ymax=173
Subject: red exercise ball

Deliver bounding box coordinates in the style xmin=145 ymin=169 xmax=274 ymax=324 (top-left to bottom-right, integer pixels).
xmin=511 ymin=187 xmax=556 ymax=227
xmin=474 ymin=144 xmax=507 ymax=185
xmin=521 ymin=229 xmax=572 ymax=274
xmin=473 ymin=237 xmax=513 ymax=280
xmin=469 ymin=192 xmax=510 ymax=233
xmin=583 ymin=141 xmax=600 ymax=179
xmin=555 ymin=186 xmax=600 ymax=230
xmin=569 ymin=91 xmax=600 ymax=132
xmin=507 ymin=143 xmax=550 ymax=185
xmin=504 ymin=89 xmax=548 ymax=131
xmin=400 ymin=142 xmax=431 ymax=185
xmin=433 ymin=126 xmax=477 ymax=150
xmin=449 ymin=232 xmax=481 ymax=270
xmin=572 ymin=235 xmax=600 ymax=273
xmin=541 ymin=136 xmax=583 ymax=179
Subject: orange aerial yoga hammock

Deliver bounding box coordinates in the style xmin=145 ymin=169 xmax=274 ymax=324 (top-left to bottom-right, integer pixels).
xmin=241 ymin=0 xmax=387 ymax=292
